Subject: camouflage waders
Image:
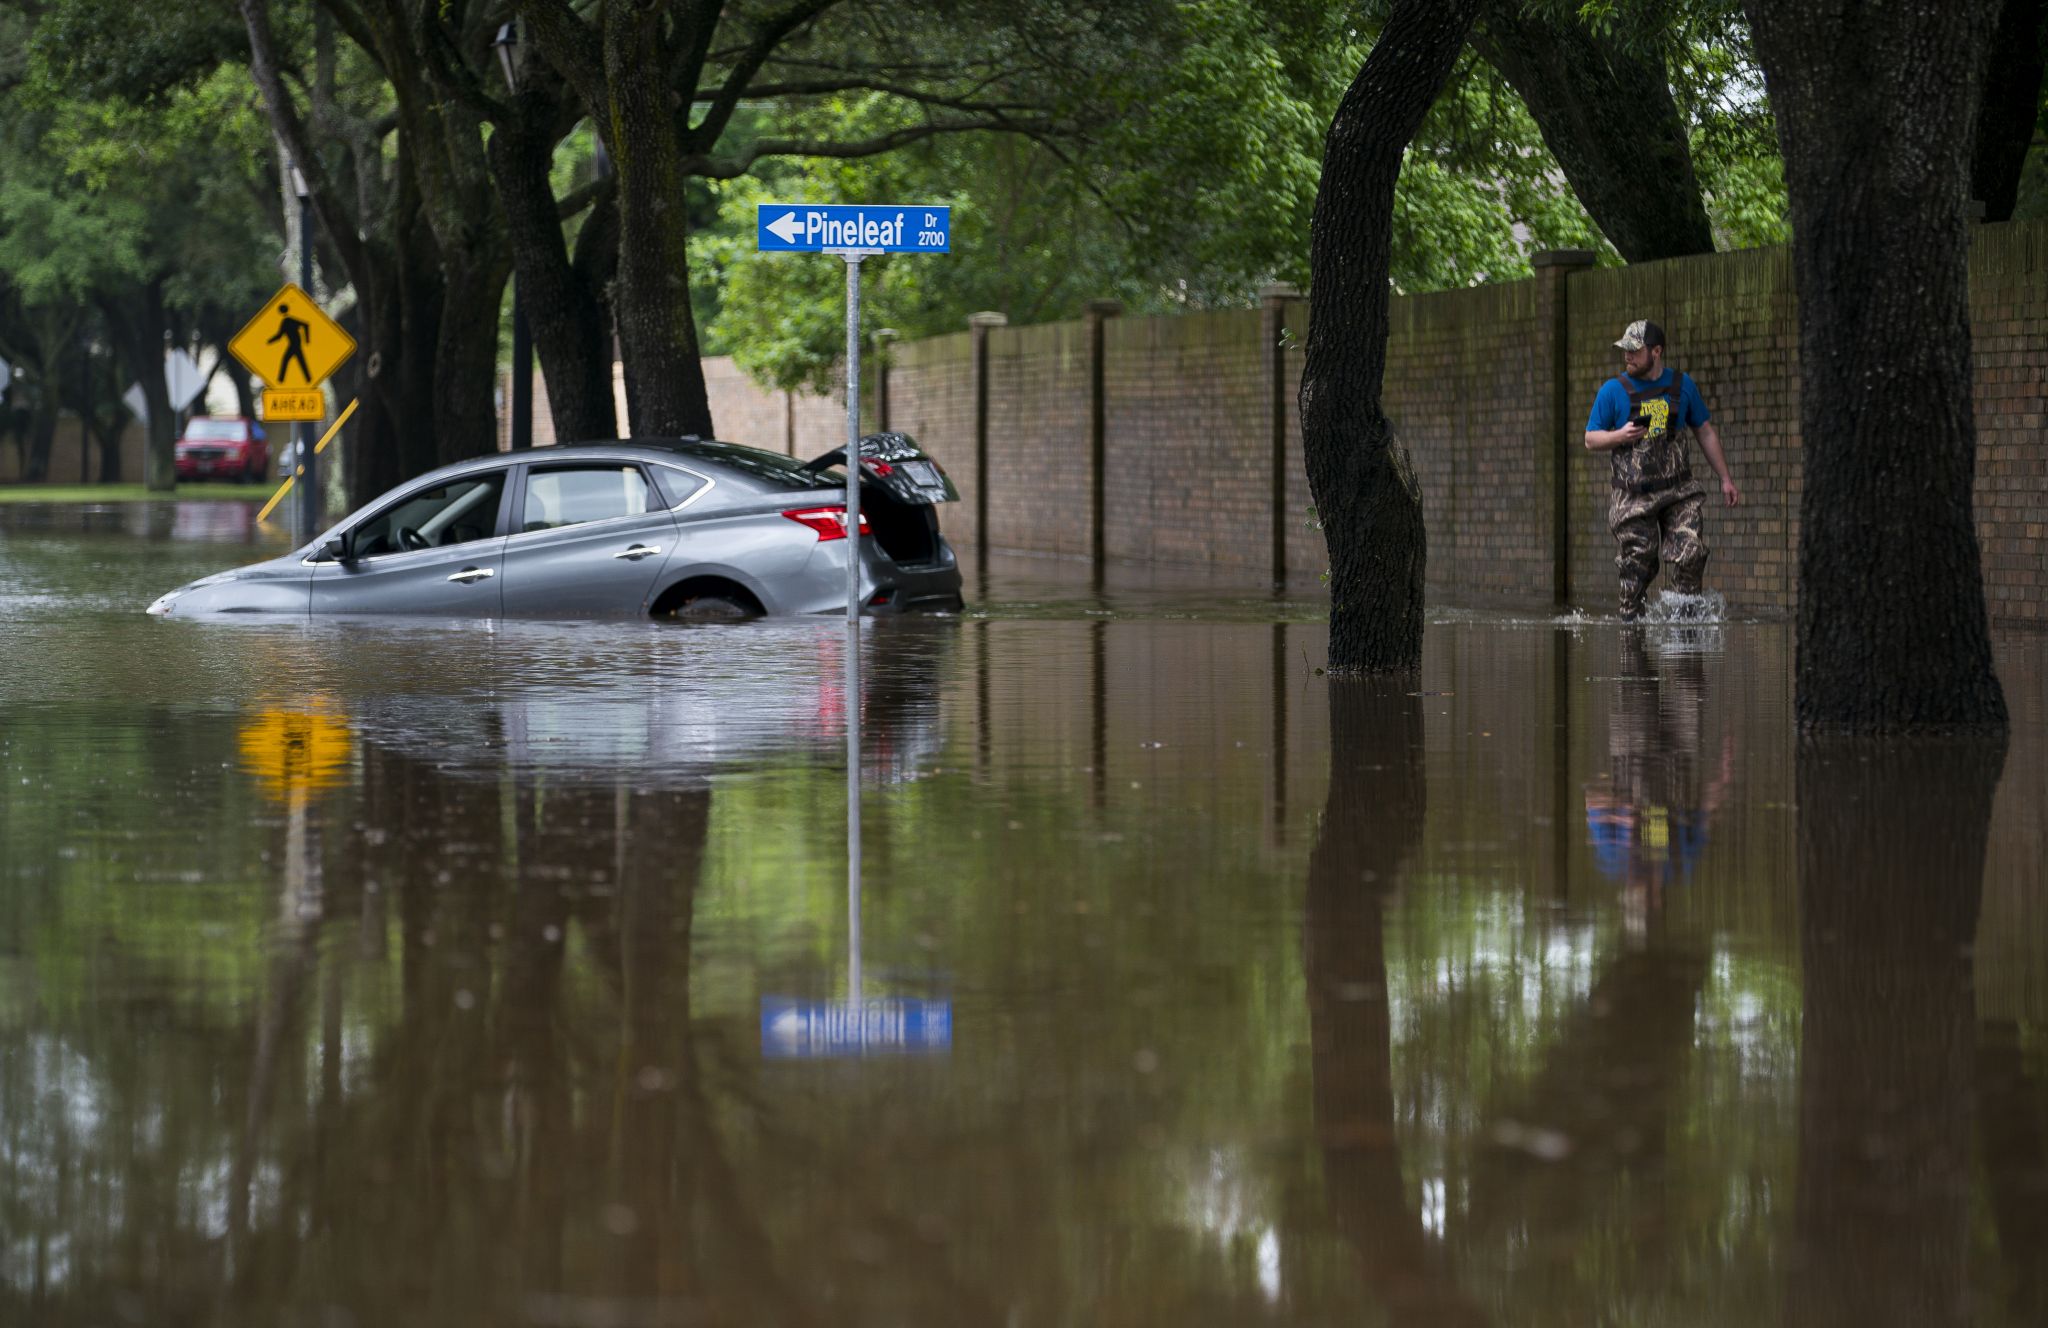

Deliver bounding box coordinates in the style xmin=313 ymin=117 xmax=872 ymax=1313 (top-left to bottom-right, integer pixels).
xmin=1608 ymin=371 xmax=1707 ymax=618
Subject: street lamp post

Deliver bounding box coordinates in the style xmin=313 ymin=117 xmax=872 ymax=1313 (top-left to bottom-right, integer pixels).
xmin=292 ymin=165 xmax=319 ymax=542
xmin=495 ymin=22 xmax=532 ymax=451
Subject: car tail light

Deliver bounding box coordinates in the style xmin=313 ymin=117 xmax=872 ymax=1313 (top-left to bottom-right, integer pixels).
xmin=782 ymin=506 xmax=871 ymax=541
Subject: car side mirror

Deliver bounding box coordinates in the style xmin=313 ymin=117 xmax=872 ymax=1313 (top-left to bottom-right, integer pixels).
xmin=320 ymin=536 xmax=353 ymax=563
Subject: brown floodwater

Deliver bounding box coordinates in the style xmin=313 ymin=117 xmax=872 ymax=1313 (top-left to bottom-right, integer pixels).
xmin=1 ymin=500 xmax=2044 ymax=1326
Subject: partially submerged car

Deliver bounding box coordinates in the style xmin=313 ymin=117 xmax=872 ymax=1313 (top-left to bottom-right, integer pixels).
xmin=146 ymin=435 xmax=963 ymax=619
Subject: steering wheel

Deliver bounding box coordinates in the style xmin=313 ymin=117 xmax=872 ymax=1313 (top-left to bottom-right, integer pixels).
xmin=396 ymin=526 xmax=432 ymax=552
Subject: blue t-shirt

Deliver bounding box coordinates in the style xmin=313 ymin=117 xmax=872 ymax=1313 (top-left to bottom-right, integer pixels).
xmin=1587 ymin=369 xmax=1710 ymax=434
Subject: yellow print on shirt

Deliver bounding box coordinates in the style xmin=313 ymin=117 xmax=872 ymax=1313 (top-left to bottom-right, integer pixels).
xmin=1640 ymin=395 xmax=1672 ymax=439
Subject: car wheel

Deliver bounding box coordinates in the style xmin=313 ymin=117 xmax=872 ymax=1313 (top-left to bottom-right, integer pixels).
xmin=669 ymin=594 xmax=756 ymax=622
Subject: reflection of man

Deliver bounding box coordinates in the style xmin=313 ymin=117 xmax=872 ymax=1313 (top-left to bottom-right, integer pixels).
xmin=1585 ymin=631 xmax=1733 ymax=926
xmin=1583 ymin=320 xmax=1742 ymax=620
xmin=269 ymin=303 xmax=313 ymax=383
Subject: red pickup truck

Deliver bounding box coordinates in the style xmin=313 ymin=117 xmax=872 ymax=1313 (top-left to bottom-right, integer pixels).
xmin=174 ymin=417 xmax=270 ymax=483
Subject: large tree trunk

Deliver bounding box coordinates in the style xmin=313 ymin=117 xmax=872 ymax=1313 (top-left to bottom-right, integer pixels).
xmin=487 ymin=110 xmax=619 ymax=443
xmin=602 ymin=21 xmax=714 ymax=440
xmin=1302 ymin=0 xmax=1480 ymax=674
xmin=1472 ymin=4 xmax=1716 ymax=261
xmin=1789 ymin=737 xmax=2004 ymax=1328
xmin=1747 ymin=0 xmax=2009 ymax=732
xmin=103 ymin=284 xmax=177 ymax=491
xmin=1971 ymin=0 xmax=2048 ymax=223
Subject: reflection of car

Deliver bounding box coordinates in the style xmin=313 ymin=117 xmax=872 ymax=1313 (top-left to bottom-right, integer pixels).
xmin=146 ymin=435 xmax=964 ymax=620
xmin=174 ymin=416 xmax=269 ymax=483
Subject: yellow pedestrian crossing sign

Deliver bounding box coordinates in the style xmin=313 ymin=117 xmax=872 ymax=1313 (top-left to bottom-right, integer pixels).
xmin=229 ymin=282 xmax=354 ymax=391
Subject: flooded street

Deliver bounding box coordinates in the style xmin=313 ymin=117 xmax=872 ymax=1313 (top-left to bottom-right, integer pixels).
xmin=3 ymin=500 xmax=2045 ymax=1326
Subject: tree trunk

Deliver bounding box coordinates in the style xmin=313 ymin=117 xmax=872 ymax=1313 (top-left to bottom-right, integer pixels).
xmin=1302 ymin=0 xmax=1480 ymax=674
xmin=1789 ymin=737 xmax=2004 ymax=1328
xmin=25 ymin=378 xmax=59 ymax=484
xmin=432 ymin=256 xmax=511 ymax=468
xmin=603 ymin=11 xmax=714 ymax=439
xmin=1472 ymin=4 xmax=1716 ymax=260
xmin=487 ymin=115 xmax=618 ymax=443
xmin=1747 ymin=0 xmax=2009 ymax=732
xmin=1971 ymin=0 xmax=2047 ymax=222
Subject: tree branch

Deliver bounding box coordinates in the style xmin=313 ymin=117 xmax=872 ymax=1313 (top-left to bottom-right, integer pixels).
xmin=686 ymin=0 xmax=842 ymax=154
xmin=512 ymin=0 xmax=606 ymax=110
xmin=683 ymin=117 xmax=1055 ymax=178
xmin=237 ymin=0 xmax=367 ymax=278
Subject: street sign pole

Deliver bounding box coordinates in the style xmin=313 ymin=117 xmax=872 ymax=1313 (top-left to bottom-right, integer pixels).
xmin=295 ymin=186 xmax=318 ymax=545
xmin=753 ymin=203 xmax=950 ymax=1017
xmin=843 ymin=250 xmax=865 ymax=1007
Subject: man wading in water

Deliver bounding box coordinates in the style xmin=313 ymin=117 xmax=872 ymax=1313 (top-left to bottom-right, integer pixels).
xmin=1583 ymin=320 xmax=1741 ymax=620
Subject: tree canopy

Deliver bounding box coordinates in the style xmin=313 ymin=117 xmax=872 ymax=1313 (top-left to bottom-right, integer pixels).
xmin=0 ymin=0 xmax=2039 ymax=489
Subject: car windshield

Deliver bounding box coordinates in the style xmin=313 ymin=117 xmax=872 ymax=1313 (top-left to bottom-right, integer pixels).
xmin=184 ymin=420 xmax=246 ymax=441
xmin=351 ymin=473 xmax=506 ymax=556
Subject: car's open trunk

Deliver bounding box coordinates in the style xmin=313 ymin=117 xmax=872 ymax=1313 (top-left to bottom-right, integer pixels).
xmin=863 ymin=488 xmax=943 ymax=567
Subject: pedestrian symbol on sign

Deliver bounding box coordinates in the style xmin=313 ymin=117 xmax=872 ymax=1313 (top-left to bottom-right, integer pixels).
xmin=270 ymin=304 xmax=314 ymax=384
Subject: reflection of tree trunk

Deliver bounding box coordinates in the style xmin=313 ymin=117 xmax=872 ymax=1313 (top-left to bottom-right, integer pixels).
xmin=1306 ymin=679 xmax=1488 ymax=1326
xmin=1789 ymin=738 xmax=2006 ymax=1328
xmin=1464 ymin=947 xmax=1706 ymax=1244
xmin=1977 ymin=1019 xmax=2048 ymax=1323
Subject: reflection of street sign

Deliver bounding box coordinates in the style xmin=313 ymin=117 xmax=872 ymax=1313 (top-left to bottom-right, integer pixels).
xmin=262 ymin=388 xmax=325 ymax=422
xmin=237 ymin=706 xmax=352 ymax=801
xmin=755 ymin=204 xmax=950 ymax=253
xmin=760 ymin=998 xmax=952 ymax=1058
xmin=228 ymin=282 xmax=355 ymax=391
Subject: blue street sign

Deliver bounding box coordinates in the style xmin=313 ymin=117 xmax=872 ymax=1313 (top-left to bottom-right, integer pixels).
xmin=760 ymin=998 xmax=953 ymax=1058
xmin=756 ymin=204 xmax=951 ymax=253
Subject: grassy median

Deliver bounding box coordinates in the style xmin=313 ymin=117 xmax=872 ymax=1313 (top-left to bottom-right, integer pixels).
xmin=0 ymin=483 xmax=273 ymax=503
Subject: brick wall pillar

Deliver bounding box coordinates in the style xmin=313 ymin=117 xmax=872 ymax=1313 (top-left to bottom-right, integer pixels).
xmin=1532 ymin=249 xmax=1597 ymax=606
xmin=1084 ymin=299 xmax=1123 ymax=581
xmin=1260 ymin=282 xmax=1302 ymax=588
xmin=967 ymin=311 xmax=1008 ymax=559
xmin=874 ymin=327 xmax=898 ymax=432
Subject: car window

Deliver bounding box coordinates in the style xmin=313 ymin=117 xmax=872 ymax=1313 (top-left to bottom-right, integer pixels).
xmin=650 ymin=463 xmax=708 ymax=508
xmin=184 ymin=419 xmax=247 ymax=441
xmin=351 ymin=473 xmax=506 ymax=557
xmin=523 ymin=466 xmax=652 ymax=532
xmin=661 ymin=441 xmax=833 ymax=491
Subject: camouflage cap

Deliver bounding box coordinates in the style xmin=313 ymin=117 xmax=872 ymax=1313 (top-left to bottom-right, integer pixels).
xmin=1614 ymin=319 xmax=1665 ymax=351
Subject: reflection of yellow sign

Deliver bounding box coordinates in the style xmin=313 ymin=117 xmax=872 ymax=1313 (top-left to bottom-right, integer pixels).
xmin=238 ymin=706 xmax=352 ymax=801
xmin=228 ymin=282 xmax=355 ymax=391
xmin=262 ymin=388 xmax=325 ymax=422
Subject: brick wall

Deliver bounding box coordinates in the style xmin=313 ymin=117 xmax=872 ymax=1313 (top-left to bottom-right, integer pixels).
xmin=499 ymin=221 xmax=2047 ymax=622
xmin=1971 ymin=224 xmax=2048 ymax=627
xmin=0 ymin=416 xmax=149 ymax=485
xmin=1101 ymin=311 xmax=1268 ymax=570
xmin=1383 ymin=276 xmax=1555 ymax=603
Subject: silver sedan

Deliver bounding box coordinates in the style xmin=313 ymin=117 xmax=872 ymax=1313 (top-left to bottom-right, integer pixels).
xmin=146 ymin=436 xmax=964 ymax=620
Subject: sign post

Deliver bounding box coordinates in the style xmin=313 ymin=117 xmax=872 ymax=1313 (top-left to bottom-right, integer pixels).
xmin=756 ymin=204 xmax=951 ymax=1027
xmin=227 ymin=281 xmax=356 ymax=543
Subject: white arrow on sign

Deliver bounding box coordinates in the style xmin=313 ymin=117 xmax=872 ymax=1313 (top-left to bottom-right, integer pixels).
xmin=766 ymin=211 xmax=804 ymax=244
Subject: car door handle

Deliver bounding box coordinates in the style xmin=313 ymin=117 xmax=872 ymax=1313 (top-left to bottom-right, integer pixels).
xmin=448 ymin=567 xmax=495 ymax=583
xmin=612 ymin=545 xmax=663 ymax=561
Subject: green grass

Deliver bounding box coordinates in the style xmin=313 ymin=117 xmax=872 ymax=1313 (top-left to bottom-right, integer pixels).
xmin=0 ymin=482 xmax=275 ymax=504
